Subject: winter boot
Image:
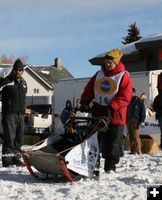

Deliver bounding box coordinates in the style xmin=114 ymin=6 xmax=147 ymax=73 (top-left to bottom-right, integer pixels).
xmin=12 ymin=155 xmax=24 ymax=166
xmin=2 ymin=156 xmax=13 ymax=167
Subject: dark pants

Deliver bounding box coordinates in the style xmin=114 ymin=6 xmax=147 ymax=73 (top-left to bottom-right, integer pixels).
xmin=158 ymin=117 xmax=162 ymax=148
xmin=95 ymin=132 xmax=103 ymax=169
xmin=2 ymin=114 xmax=24 ymax=165
xmin=102 ymin=125 xmax=124 ymax=171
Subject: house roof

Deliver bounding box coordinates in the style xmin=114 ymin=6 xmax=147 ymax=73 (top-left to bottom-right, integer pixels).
xmin=89 ymin=33 xmax=162 ymax=66
xmin=27 ymin=65 xmax=73 ymax=87
xmin=0 ymin=64 xmax=73 ymax=88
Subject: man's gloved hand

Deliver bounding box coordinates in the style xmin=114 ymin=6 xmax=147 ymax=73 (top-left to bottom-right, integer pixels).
xmin=6 ymin=69 xmax=16 ymax=82
xmin=140 ymin=122 xmax=145 ymax=128
xmin=105 ymin=106 xmax=114 ymax=118
xmin=80 ymin=103 xmax=90 ymax=113
xmin=0 ymin=69 xmax=15 ymax=87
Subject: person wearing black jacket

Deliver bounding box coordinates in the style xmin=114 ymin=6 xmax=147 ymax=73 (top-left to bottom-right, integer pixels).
xmin=153 ymin=93 xmax=162 ymax=150
xmin=0 ymin=59 xmax=27 ymax=167
xmin=61 ymin=100 xmax=73 ymax=124
xmin=127 ymin=88 xmax=146 ymax=154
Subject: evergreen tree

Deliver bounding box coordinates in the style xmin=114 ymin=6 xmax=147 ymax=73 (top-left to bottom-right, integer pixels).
xmin=122 ymin=22 xmax=142 ymax=44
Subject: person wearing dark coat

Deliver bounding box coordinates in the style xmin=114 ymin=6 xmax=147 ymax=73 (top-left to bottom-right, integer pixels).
xmin=74 ymin=99 xmax=81 ymax=113
xmin=127 ymin=88 xmax=146 ymax=154
xmin=153 ymin=93 xmax=162 ymax=149
xmin=0 ymin=58 xmax=27 ymax=167
xmin=61 ymin=100 xmax=73 ymax=124
xmin=157 ymin=72 xmax=162 ymax=94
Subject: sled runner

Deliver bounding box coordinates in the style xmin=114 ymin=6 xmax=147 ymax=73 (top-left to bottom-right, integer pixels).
xmin=23 ymin=113 xmax=108 ymax=182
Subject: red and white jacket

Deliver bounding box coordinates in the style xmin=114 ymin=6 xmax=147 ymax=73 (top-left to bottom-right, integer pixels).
xmin=80 ymin=62 xmax=132 ymax=125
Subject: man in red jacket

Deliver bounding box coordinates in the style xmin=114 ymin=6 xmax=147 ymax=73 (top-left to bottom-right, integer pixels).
xmin=80 ymin=49 xmax=132 ymax=174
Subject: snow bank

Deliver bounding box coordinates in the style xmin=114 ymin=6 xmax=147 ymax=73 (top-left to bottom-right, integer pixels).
xmin=0 ymin=144 xmax=162 ymax=200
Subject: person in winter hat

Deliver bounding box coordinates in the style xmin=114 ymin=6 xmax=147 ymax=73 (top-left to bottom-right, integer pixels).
xmin=104 ymin=48 xmax=123 ymax=65
xmin=80 ymin=48 xmax=132 ymax=174
xmin=13 ymin=58 xmax=24 ymax=71
xmin=0 ymin=58 xmax=24 ymax=85
xmin=61 ymin=100 xmax=74 ymax=124
xmin=0 ymin=58 xmax=27 ymax=167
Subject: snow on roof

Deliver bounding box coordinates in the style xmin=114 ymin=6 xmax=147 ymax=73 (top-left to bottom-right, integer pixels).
xmin=93 ymin=33 xmax=162 ymax=58
xmin=95 ymin=41 xmax=138 ymax=58
xmin=140 ymin=32 xmax=162 ymax=42
xmin=118 ymin=41 xmax=138 ymax=55
xmin=40 ymin=70 xmax=50 ymax=75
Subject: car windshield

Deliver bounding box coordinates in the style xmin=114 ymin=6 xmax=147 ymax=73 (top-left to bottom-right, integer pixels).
xmin=26 ymin=104 xmax=52 ymax=114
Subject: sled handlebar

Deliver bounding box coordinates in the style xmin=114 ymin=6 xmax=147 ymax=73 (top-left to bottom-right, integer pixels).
xmin=69 ymin=112 xmax=109 ymax=122
xmin=65 ymin=113 xmax=109 ymax=134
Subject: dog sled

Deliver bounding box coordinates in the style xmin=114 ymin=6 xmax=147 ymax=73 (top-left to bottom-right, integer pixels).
xmin=23 ymin=113 xmax=108 ymax=182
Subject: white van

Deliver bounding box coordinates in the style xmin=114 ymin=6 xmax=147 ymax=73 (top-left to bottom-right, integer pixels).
xmin=0 ymin=103 xmax=53 ymax=140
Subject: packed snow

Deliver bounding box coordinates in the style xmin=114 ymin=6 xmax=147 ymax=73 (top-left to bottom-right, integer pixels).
xmin=0 ymin=144 xmax=162 ymax=200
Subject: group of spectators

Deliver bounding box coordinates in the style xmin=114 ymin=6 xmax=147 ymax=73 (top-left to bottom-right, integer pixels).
xmin=1 ymin=49 xmax=162 ymax=177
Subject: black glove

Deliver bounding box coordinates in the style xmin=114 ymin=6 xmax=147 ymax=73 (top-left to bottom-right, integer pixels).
xmin=6 ymin=69 xmax=16 ymax=82
xmin=80 ymin=103 xmax=90 ymax=113
xmin=105 ymin=106 xmax=113 ymax=118
xmin=0 ymin=69 xmax=15 ymax=87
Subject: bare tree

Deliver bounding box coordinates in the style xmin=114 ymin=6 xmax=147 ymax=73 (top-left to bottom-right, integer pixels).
xmin=0 ymin=55 xmax=28 ymax=64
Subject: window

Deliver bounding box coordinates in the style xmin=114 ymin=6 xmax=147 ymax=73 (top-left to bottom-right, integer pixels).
xmin=33 ymin=88 xmax=39 ymax=94
xmin=147 ymin=51 xmax=158 ymax=70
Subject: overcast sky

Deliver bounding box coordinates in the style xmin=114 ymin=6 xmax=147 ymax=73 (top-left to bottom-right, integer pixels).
xmin=0 ymin=0 xmax=162 ymax=77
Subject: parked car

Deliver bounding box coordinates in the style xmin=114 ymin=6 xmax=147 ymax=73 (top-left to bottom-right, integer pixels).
xmin=0 ymin=103 xmax=53 ymax=140
xmin=24 ymin=104 xmax=53 ymax=134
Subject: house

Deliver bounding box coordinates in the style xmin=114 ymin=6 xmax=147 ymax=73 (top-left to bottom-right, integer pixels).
xmin=89 ymin=33 xmax=162 ymax=72
xmin=0 ymin=58 xmax=73 ymax=107
xmin=0 ymin=58 xmax=73 ymax=137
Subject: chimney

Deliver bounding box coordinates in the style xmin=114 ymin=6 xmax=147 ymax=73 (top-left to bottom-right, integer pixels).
xmin=54 ymin=58 xmax=62 ymax=70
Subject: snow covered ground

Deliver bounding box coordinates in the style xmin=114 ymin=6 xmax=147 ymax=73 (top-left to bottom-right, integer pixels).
xmin=0 ymin=144 xmax=162 ymax=200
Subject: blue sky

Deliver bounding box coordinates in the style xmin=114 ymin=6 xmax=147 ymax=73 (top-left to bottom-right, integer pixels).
xmin=0 ymin=0 xmax=162 ymax=78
